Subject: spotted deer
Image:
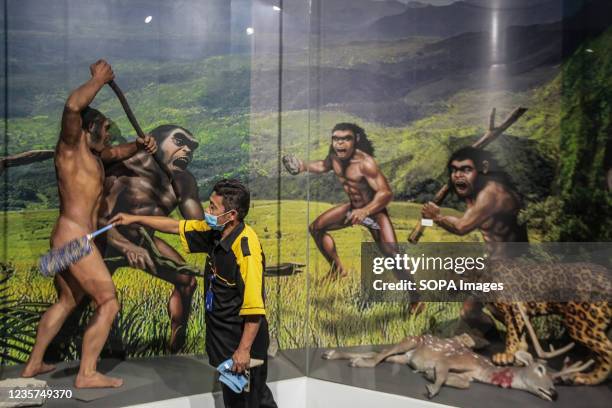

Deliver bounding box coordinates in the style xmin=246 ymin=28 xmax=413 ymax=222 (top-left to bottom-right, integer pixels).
xmin=322 ymin=333 xmax=592 ymax=401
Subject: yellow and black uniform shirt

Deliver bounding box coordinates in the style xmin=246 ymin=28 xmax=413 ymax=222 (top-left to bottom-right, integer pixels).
xmin=179 ymin=220 xmax=269 ymax=367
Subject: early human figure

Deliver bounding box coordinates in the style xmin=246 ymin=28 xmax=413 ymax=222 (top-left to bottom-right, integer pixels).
xmin=97 ymin=125 xmax=202 ymax=352
xmin=283 ymin=123 xmax=396 ymax=279
xmin=421 ymin=147 xmax=528 ymax=330
xmin=422 ymin=147 xmax=527 ymax=248
xmin=21 ymin=60 xmax=157 ymax=388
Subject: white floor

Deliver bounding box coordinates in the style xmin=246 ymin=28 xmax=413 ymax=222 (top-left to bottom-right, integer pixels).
xmin=129 ymin=377 xmax=453 ymax=408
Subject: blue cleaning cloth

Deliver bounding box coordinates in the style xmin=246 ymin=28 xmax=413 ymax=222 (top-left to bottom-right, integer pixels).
xmin=217 ymin=359 xmax=249 ymax=393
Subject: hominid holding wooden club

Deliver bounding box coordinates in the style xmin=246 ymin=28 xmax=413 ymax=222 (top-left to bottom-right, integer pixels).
xmin=21 ymin=60 xmax=157 ymax=389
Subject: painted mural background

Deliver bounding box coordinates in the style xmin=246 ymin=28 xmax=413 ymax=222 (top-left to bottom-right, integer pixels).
xmin=0 ymin=0 xmax=610 ymax=368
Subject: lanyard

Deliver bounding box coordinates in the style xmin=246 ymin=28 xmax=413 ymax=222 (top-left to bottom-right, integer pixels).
xmin=205 ymin=254 xmax=217 ymax=312
xmin=205 ymin=272 xmax=215 ymax=312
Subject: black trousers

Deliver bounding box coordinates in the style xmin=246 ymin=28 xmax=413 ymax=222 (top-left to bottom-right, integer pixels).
xmin=221 ymin=359 xmax=278 ymax=408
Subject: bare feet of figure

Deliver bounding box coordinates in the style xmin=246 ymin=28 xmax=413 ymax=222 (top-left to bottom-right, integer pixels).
xmin=75 ymin=372 xmax=123 ymax=388
xmin=321 ymin=270 xmax=348 ymax=282
xmin=321 ymin=264 xmax=348 ymax=282
xmin=168 ymin=324 xmax=185 ymax=354
xmin=408 ymin=302 xmax=425 ymax=315
xmin=21 ymin=362 xmax=56 ymax=377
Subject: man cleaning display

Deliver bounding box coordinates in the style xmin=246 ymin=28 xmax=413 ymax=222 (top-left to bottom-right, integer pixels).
xmin=110 ymin=179 xmax=277 ymax=408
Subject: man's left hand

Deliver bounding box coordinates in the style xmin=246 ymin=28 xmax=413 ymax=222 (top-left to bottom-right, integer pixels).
xmin=421 ymin=202 xmax=441 ymax=220
xmin=348 ymin=208 xmax=369 ymax=225
xmin=232 ymin=348 xmax=250 ymax=373
xmin=137 ymin=134 xmax=158 ymax=155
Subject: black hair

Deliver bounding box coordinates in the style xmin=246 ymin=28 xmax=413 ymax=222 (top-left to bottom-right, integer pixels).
xmin=80 ymin=106 xmax=106 ymax=141
xmin=150 ymin=124 xmax=194 ymax=144
xmin=447 ymin=147 xmax=517 ymax=195
xmin=329 ymin=122 xmax=375 ymax=157
xmin=150 ymin=125 xmax=198 ymax=165
xmin=213 ymin=179 xmax=251 ymax=221
xmin=448 ymin=147 xmax=495 ymax=173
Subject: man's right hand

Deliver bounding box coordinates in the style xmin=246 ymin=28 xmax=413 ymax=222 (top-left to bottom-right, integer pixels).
xmin=123 ymin=243 xmax=156 ymax=272
xmin=90 ymin=59 xmax=115 ymax=85
xmin=110 ymin=212 xmax=137 ymax=226
xmin=137 ymin=133 xmax=158 ymax=155
xmin=282 ymin=154 xmax=302 ymax=175
xmin=421 ymin=202 xmax=441 ymax=221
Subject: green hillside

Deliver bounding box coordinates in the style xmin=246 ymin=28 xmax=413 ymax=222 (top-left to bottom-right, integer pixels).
xmin=1 ymin=200 xmax=481 ymax=364
xmin=3 ymin=28 xmax=611 ymax=242
xmin=520 ymin=28 xmax=612 ymax=241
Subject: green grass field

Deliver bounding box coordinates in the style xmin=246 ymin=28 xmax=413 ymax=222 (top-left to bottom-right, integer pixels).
xmin=1 ymin=200 xmax=482 ymax=364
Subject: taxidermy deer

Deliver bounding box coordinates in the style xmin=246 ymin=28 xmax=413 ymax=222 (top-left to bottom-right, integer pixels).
xmin=322 ymin=332 xmax=593 ymax=401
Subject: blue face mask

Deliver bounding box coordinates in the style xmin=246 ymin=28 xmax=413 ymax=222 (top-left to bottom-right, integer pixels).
xmin=205 ymin=210 xmax=233 ymax=231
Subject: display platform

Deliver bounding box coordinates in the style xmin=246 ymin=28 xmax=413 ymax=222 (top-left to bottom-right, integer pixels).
xmin=307 ymin=345 xmax=612 ymax=408
xmin=1 ymin=347 xmax=610 ymax=407
xmin=0 ymin=352 xmax=305 ymax=407
xmin=128 ymin=378 xmax=445 ymax=408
